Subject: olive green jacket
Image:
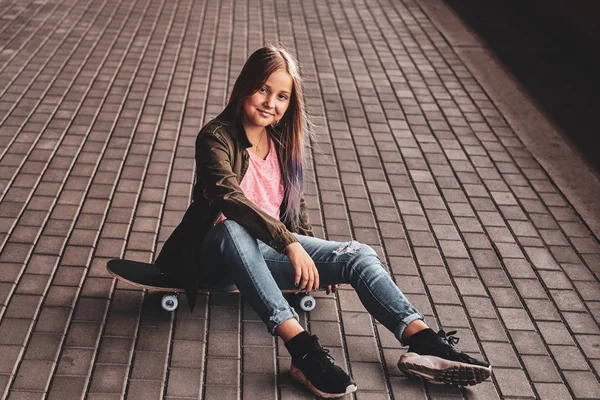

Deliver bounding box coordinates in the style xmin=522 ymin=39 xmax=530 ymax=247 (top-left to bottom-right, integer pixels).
xmin=155 ymin=119 xmax=313 ymax=311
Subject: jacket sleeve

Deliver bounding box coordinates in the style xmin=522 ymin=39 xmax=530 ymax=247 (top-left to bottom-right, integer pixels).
xmin=196 ymin=125 xmax=298 ymax=253
xmin=298 ymin=196 xmax=314 ymax=237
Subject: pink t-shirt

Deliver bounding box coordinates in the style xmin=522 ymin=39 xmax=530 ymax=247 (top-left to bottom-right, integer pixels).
xmin=215 ymin=135 xmax=284 ymax=224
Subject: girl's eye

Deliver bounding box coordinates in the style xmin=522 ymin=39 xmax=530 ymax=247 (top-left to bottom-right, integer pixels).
xmin=278 ymin=94 xmax=289 ymax=101
xmin=259 ymin=87 xmax=268 ymax=93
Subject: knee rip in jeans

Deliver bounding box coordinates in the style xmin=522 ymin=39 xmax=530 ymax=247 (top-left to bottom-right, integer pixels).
xmin=333 ymin=240 xmax=362 ymax=256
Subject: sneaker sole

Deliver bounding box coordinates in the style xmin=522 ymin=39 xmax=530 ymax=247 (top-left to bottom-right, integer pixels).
xmin=398 ymin=352 xmax=492 ymax=386
xmin=290 ymin=364 xmax=358 ymax=398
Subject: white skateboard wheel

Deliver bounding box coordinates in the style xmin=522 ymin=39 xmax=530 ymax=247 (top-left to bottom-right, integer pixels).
xmin=298 ymin=295 xmax=316 ymax=312
xmin=161 ymin=294 xmax=178 ymax=312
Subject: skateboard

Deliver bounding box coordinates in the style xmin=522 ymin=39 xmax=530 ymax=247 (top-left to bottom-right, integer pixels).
xmin=107 ymin=259 xmax=319 ymax=312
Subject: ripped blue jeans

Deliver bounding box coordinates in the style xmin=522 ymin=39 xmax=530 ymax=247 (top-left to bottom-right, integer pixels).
xmin=200 ymin=220 xmax=424 ymax=342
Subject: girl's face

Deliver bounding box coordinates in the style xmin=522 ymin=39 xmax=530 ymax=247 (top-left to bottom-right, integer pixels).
xmin=243 ymin=69 xmax=293 ymax=129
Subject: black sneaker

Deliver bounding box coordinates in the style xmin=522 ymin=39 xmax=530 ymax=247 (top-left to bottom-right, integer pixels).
xmin=398 ymin=329 xmax=492 ymax=386
xmin=286 ymin=334 xmax=357 ymax=398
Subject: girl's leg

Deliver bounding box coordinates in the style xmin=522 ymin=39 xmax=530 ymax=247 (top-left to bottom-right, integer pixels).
xmin=258 ymin=234 xmax=425 ymax=344
xmin=260 ymin=234 xmax=492 ymax=386
xmin=199 ymin=220 xmax=299 ymax=335
xmin=200 ymin=220 xmax=357 ymax=397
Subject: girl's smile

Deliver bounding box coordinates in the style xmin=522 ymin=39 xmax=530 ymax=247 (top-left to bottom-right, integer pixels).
xmin=257 ymin=109 xmax=274 ymax=117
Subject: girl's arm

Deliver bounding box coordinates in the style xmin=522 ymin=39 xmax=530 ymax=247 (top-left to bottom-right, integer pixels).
xmin=196 ymin=125 xmax=298 ymax=253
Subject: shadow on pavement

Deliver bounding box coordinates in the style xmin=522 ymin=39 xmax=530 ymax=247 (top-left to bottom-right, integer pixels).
xmin=443 ymin=0 xmax=600 ymax=172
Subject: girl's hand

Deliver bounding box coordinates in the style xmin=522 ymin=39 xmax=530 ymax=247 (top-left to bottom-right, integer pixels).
xmin=285 ymin=242 xmax=319 ymax=293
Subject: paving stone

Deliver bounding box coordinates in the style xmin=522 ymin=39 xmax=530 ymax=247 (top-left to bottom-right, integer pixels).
xmin=563 ymin=371 xmax=600 ymax=398
xmin=575 ymin=335 xmax=600 ymax=359
xmin=103 ymin=313 xmax=139 ymax=338
xmin=573 ymin=281 xmax=600 ymax=301
xmin=206 ymin=358 xmax=239 ymax=386
xmin=15 ymin=274 xmax=51 ymax=296
xmin=498 ymin=308 xmax=536 ymax=331
xmin=481 ymin=341 xmax=520 ymax=368
xmin=204 ymin=385 xmax=239 ymax=400
xmin=341 ymin=312 xmax=374 ymax=336
xmin=537 ymin=322 xmax=576 ymax=346
xmin=56 ymin=347 xmax=95 ymax=376
xmin=24 ymin=333 xmax=62 ymax=362
xmin=47 ymin=376 xmax=86 ymax=400
xmin=504 ymin=258 xmax=536 ymax=278
xmin=7 ymin=391 xmax=46 ymax=400
xmin=166 ymin=368 xmax=202 ymax=398
xmin=349 ymin=362 xmax=386 ymax=391
xmin=533 ymin=383 xmax=573 ymax=400
xmin=454 ymin=278 xmax=488 ymax=296
xmin=508 ymin=330 xmax=548 ymax=356
xmin=563 ymin=312 xmax=600 ymax=334
xmin=472 ymin=318 xmax=509 ymax=342
xmin=243 ymin=346 xmax=275 ymax=374
xmin=524 ymin=298 xmax=561 ymax=321
xmin=12 ymin=360 xmax=54 ymax=391
xmin=521 ymin=355 xmax=562 ymax=382
xmin=539 ymin=270 xmax=572 ymax=289
xmin=338 ymin=290 xmax=367 ymax=313
xmin=550 ymin=290 xmax=587 ymax=312
xmin=396 ymin=275 xmax=427 ymax=295
xmin=524 ymin=247 xmax=560 ymax=270
xmin=242 ymin=373 xmax=277 ymax=399
xmin=462 ymin=296 xmax=496 ymax=318
xmin=126 ymin=380 xmax=163 ymax=400
xmin=462 ymin=380 xmax=501 ymax=399
xmin=493 ymin=367 xmax=535 ymax=397
xmin=446 ymin=258 xmax=478 ymax=277
xmin=311 ymin=298 xmax=341 ymax=322
xmin=479 ymin=269 xmax=512 ymax=287
xmin=309 ymin=321 xmax=343 ymax=348
xmin=470 ymin=250 xmax=501 ymax=269
xmin=354 ymin=390 xmax=391 ymax=399
xmin=489 ymin=288 xmax=524 ymax=308
xmin=209 ymin=306 xmax=239 ymax=332
xmin=129 ymin=351 xmax=167 ymax=380
xmin=0 ymin=345 xmax=22 ymax=375
xmin=428 ymin=284 xmax=461 ymax=305
xmin=136 ymin=326 xmax=171 ymax=353
xmin=516 ymin=280 xmax=549 ymax=300
xmin=5 ymin=295 xmax=43 ymax=319
xmin=345 ymin=335 xmax=381 ymax=363
xmin=208 ymin=331 xmax=240 ymax=358
xmin=435 ymin=305 xmax=470 ymax=328
xmin=420 ymin=266 xmax=452 ymax=285
xmin=0 ymin=318 xmax=33 ymax=346
xmin=549 ymin=345 xmax=591 ymax=371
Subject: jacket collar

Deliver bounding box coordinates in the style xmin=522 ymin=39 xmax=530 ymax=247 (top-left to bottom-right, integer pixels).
xmin=232 ymin=121 xmax=250 ymax=149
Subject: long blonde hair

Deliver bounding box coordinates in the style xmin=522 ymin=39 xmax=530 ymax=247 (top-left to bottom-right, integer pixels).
xmin=217 ymin=45 xmax=313 ymax=223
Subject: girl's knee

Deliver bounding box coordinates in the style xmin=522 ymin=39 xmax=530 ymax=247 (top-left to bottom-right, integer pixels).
xmin=209 ymin=220 xmax=254 ymax=253
xmin=335 ymin=241 xmax=378 ymax=259
xmin=336 ymin=241 xmax=382 ymax=274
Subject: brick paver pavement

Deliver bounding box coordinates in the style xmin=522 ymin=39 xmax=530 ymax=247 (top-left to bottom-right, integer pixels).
xmin=0 ymin=0 xmax=599 ymax=399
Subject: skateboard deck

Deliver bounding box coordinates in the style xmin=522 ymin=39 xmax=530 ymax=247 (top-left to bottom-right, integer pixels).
xmin=107 ymin=259 xmax=318 ymax=312
xmin=107 ymin=259 xmax=308 ymax=293
xmin=107 ymin=259 xmax=239 ymax=292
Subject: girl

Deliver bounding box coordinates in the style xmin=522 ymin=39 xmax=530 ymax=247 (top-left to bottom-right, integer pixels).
xmin=155 ymin=45 xmax=491 ymax=398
